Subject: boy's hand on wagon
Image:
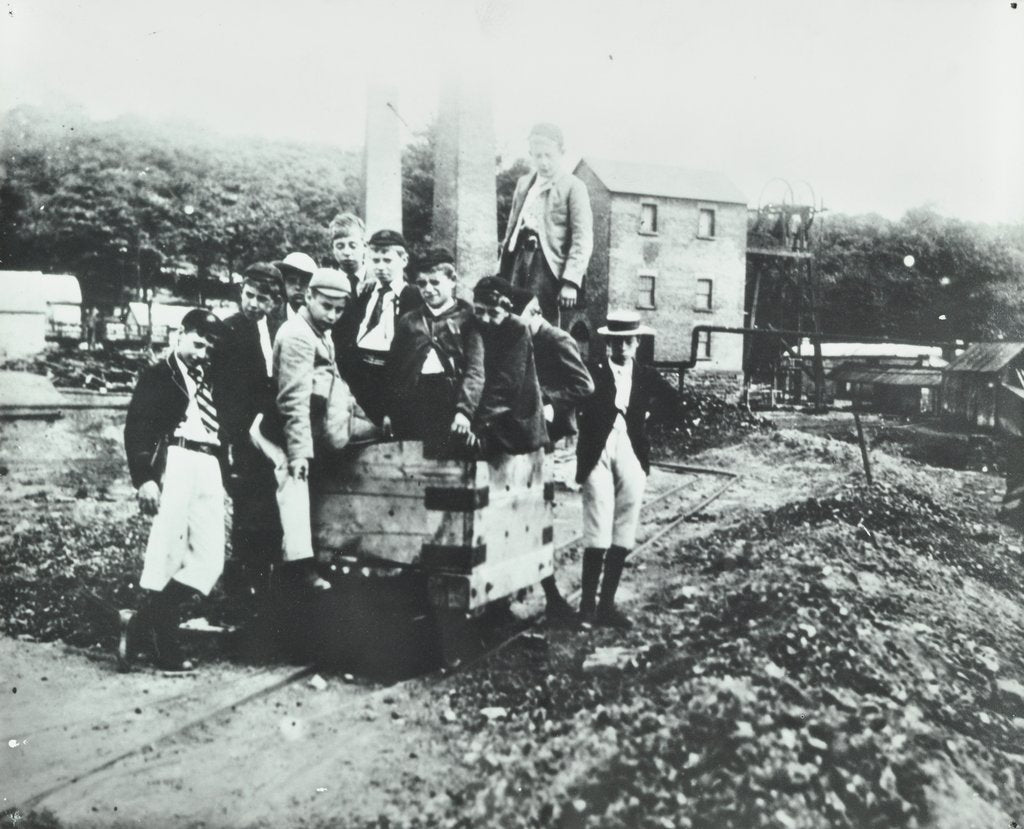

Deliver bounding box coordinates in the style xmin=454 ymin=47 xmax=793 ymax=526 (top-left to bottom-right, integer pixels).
xmin=450 ymin=412 xmax=472 ymax=437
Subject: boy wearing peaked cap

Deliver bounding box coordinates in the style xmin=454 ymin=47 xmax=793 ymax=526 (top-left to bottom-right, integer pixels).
xmin=575 ymin=311 xmax=678 ymax=628
xmin=337 ymin=228 xmax=423 ymax=422
xmin=121 ymin=309 xmax=229 ymax=672
xmin=273 ymin=252 xmax=318 ymax=322
xmin=257 ymin=268 xmax=355 ymax=591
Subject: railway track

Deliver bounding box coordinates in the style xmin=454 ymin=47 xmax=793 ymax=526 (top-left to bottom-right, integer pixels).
xmin=12 ymin=463 xmax=739 ymax=814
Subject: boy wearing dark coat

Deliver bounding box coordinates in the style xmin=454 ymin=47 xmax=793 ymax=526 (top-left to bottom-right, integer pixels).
xmin=383 ymin=249 xmax=484 ymax=452
xmin=470 ymin=276 xmax=547 ymax=456
xmin=576 ymin=311 xmax=678 ymax=628
xmin=212 ymin=262 xmax=287 ymax=597
xmin=121 ymin=309 xmax=228 ymax=671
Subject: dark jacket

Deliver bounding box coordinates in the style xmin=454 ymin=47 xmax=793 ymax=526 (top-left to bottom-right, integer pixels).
xmin=575 ymin=359 xmax=678 ymax=484
xmin=475 ymin=315 xmax=548 ymax=455
xmin=124 ymin=354 xmax=229 ymax=488
xmin=210 ymin=312 xmax=274 ymax=443
xmin=531 ymin=319 xmax=594 ymax=442
xmin=335 ymin=281 xmax=422 ymax=368
xmin=385 ymin=299 xmax=485 ymax=421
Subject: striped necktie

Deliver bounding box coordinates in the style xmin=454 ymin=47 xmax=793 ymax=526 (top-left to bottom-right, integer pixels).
xmin=188 ymin=364 xmax=219 ymax=438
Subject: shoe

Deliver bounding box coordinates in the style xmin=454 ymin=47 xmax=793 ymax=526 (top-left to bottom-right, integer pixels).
xmin=595 ymin=603 xmax=633 ymax=629
xmin=116 ymin=609 xmax=136 ymax=673
xmin=545 ymin=594 xmax=580 ymax=629
xmin=577 ymin=604 xmax=597 ymax=626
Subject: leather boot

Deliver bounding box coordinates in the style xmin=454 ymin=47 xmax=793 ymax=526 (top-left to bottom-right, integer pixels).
xmin=541 ymin=575 xmax=577 ymax=628
xmin=578 ymin=548 xmax=605 ymax=622
xmin=152 ymin=580 xmax=196 ymax=672
xmin=596 ymin=546 xmax=632 ymax=629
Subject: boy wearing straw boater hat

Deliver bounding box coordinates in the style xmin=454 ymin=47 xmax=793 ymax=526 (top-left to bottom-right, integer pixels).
xmin=575 ymin=310 xmax=678 ymax=628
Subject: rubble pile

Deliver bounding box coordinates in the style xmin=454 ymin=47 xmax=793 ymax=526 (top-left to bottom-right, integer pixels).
xmin=0 ymin=512 xmax=150 ymax=644
xmin=651 ymin=388 xmax=769 ymax=458
xmin=1 ymin=350 xmax=150 ymax=393
xmin=412 ymin=485 xmax=1024 ymax=829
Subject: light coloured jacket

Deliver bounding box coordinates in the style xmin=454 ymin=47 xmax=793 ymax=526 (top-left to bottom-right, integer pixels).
xmin=273 ymin=309 xmax=339 ymax=462
xmin=501 ymin=170 xmax=593 ymax=289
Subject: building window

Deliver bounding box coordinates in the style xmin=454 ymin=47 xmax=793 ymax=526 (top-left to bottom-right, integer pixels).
xmin=639 ymin=202 xmax=658 ymax=234
xmin=695 ymin=278 xmax=713 ymax=311
xmin=698 ymin=208 xmax=716 ymax=239
xmin=696 ymin=330 xmax=712 ymax=359
xmin=637 ymin=272 xmax=656 ymax=309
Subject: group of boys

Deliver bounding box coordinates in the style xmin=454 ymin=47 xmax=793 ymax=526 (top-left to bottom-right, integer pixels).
xmin=121 ymin=122 xmax=677 ymax=673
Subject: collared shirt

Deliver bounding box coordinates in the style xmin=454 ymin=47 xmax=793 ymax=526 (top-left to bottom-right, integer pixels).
xmin=357 ymin=285 xmax=396 ymax=352
xmin=257 ymin=316 xmax=273 ymax=377
xmin=420 ymin=299 xmax=457 ymax=375
xmin=172 ymin=354 xmax=220 ymax=445
xmin=287 ymin=304 xmax=298 ymax=321
xmin=609 ymin=359 xmax=633 ymax=429
xmin=508 ymin=175 xmax=553 ymax=251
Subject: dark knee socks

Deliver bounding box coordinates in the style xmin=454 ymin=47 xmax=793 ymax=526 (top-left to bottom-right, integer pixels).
xmin=598 ymin=546 xmax=630 ymax=610
xmin=580 ymin=548 xmax=606 ymax=613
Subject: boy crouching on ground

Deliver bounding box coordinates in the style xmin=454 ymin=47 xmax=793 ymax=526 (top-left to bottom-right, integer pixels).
xmin=121 ymin=309 xmax=229 ymax=672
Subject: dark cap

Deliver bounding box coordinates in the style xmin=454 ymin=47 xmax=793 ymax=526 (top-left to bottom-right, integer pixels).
xmin=506 ymin=285 xmax=536 ymax=316
xmin=472 ymin=275 xmax=514 ymax=309
xmin=529 ymin=122 xmax=564 ymax=150
xmin=242 ymin=262 xmax=285 ymax=297
xmin=416 ymin=247 xmax=455 ymax=273
xmin=180 ymin=308 xmax=227 ymax=341
xmin=368 ymin=229 xmax=407 ymax=250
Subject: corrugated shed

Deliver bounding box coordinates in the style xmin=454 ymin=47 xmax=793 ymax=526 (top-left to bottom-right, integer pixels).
xmin=576 ymin=157 xmax=747 ymax=205
xmin=944 ymin=342 xmax=1024 ymax=374
xmin=830 ymin=364 xmax=943 ymax=387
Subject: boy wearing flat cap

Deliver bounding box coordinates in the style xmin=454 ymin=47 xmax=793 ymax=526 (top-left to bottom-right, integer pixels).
xmin=212 ymin=262 xmax=288 ymax=598
xmin=384 ymin=248 xmax=484 ymax=451
xmin=339 ymin=229 xmax=423 ymax=422
xmin=471 ymin=276 xmax=547 ymax=456
xmin=121 ymin=308 xmax=229 ymax=672
xmin=264 ymin=268 xmax=354 ymax=590
xmin=575 ymin=311 xmax=678 ymax=628
xmin=273 ymin=252 xmax=318 ymax=325
xmin=499 ymin=122 xmax=593 ymax=327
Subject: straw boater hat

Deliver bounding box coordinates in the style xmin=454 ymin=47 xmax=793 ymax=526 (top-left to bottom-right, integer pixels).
xmin=598 ymin=310 xmax=655 ymax=337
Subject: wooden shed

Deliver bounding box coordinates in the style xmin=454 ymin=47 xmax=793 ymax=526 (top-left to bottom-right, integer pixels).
xmin=830 ymin=363 xmax=943 ymax=416
xmin=940 ymin=342 xmax=1024 ymax=433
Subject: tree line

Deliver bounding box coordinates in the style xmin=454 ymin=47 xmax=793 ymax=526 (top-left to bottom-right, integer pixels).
xmin=2 ymin=106 xmax=1022 ymax=341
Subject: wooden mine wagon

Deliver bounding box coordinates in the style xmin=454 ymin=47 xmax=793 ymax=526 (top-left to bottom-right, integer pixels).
xmin=310 ymin=440 xmax=555 ymax=614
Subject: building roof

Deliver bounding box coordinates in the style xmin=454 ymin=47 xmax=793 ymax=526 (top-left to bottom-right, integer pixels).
xmin=0 ymin=272 xmax=48 ymax=314
xmin=576 ymin=157 xmax=747 ymax=205
xmin=796 ymin=339 xmax=945 ymax=361
xmin=944 ymin=342 xmax=1024 ymax=374
xmin=830 ymin=363 xmax=943 ymax=387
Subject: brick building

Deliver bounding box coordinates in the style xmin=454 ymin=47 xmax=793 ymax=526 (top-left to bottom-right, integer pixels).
xmin=570 ymin=158 xmax=747 ymax=384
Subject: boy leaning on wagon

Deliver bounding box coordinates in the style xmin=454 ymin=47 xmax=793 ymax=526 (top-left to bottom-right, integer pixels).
xmin=383 ymin=248 xmax=484 ymax=451
xmin=120 ymin=309 xmax=229 ymax=672
xmin=256 ymin=268 xmax=356 ymax=592
xmin=212 ymin=262 xmax=287 ymax=600
xmin=576 ymin=311 xmax=678 ymax=628
xmin=340 ymin=229 xmax=423 ymax=423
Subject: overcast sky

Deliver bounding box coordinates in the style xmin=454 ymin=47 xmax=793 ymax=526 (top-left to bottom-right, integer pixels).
xmin=2 ymin=0 xmax=1021 ymax=224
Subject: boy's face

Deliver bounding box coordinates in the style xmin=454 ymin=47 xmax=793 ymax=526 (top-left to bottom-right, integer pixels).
xmin=415 ymin=268 xmax=456 ymax=309
xmin=528 ymin=136 xmax=563 ymax=179
xmin=176 ymin=330 xmax=214 ymax=368
xmin=369 ymin=246 xmax=408 ymax=288
xmin=284 ymin=271 xmax=311 ymax=310
xmin=609 ymin=335 xmax=639 ymax=365
xmin=332 ymin=233 xmax=366 ymax=276
xmin=305 ymin=288 xmax=348 ymax=332
xmin=239 ymin=282 xmax=274 ymax=321
xmin=473 ymin=302 xmax=509 ymax=328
